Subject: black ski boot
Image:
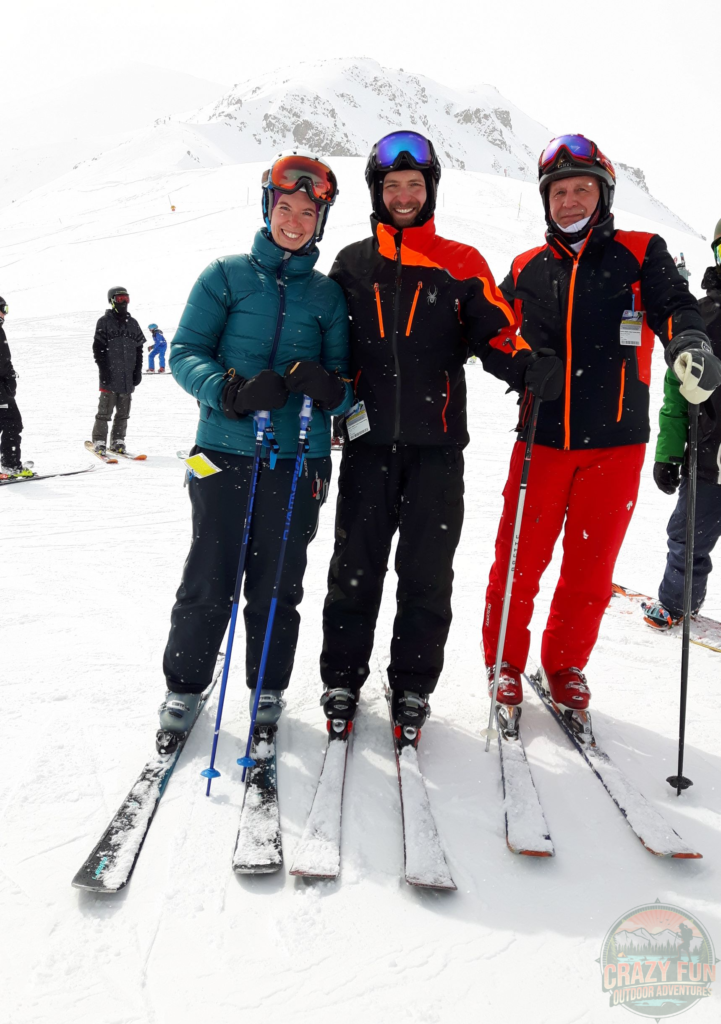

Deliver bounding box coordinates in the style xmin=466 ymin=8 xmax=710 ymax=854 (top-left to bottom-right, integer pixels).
xmin=156 ymin=692 xmax=203 ymax=754
xmin=321 ymin=686 xmax=359 ymax=740
xmin=391 ymin=691 xmax=431 ymax=749
xmin=250 ymin=689 xmax=285 ymax=738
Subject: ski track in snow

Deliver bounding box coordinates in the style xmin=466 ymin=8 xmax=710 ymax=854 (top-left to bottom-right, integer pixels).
xmin=1 ymin=157 xmax=720 ymax=1023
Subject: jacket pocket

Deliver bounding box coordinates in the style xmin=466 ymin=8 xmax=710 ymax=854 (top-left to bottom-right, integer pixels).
xmin=405 ymin=281 xmax=423 ymax=336
xmin=373 ymin=283 xmax=385 ymax=338
xmin=617 ymin=359 xmax=626 ymax=423
xmin=441 ymin=370 xmax=451 ymax=434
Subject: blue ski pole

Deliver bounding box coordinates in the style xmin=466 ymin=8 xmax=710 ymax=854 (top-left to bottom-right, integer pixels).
xmin=238 ymin=395 xmax=313 ymax=780
xmin=201 ymin=410 xmax=274 ymax=795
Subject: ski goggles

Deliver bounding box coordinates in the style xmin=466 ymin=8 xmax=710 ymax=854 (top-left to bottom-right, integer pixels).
xmin=267 ymin=155 xmax=337 ymax=204
xmin=375 ymin=131 xmax=434 ymax=169
xmin=713 ymin=238 xmax=721 ymax=267
xmin=539 ymin=134 xmax=615 ymax=176
xmin=0 ymin=303 xmax=7 ymax=315
xmin=112 ymin=294 xmax=130 ymax=303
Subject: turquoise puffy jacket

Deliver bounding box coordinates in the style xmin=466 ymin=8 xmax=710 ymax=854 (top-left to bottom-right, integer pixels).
xmin=170 ymin=229 xmax=353 ymax=458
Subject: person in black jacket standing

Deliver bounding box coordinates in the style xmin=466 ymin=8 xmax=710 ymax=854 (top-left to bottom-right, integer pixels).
xmin=319 ymin=131 xmax=560 ymax=747
xmin=90 ymin=287 xmax=145 ymax=456
xmin=644 ymin=220 xmax=721 ymax=627
xmin=0 ymin=297 xmax=33 ymax=477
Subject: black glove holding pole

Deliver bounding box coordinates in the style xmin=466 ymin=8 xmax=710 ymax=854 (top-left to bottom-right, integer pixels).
xmin=653 ymin=461 xmax=681 ymax=495
xmin=284 ymin=360 xmax=346 ymax=411
xmin=222 ymin=369 xmax=288 ymax=420
xmin=523 ymin=347 xmax=564 ymax=402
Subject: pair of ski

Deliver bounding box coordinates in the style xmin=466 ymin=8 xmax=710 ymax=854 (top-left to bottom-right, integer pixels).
xmin=1 ymin=465 xmax=96 ymax=486
xmin=496 ymin=670 xmax=701 ymax=860
xmin=84 ymin=441 xmax=147 ymax=464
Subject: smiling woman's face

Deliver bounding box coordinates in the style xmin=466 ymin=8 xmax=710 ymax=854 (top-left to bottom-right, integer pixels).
xmin=270 ymin=189 xmax=319 ymax=250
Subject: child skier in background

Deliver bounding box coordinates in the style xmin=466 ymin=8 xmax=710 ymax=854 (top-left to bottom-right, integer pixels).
xmin=0 ymin=297 xmax=34 ymax=478
xmin=147 ymin=325 xmax=167 ymax=372
xmin=644 ymin=221 xmax=721 ymax=628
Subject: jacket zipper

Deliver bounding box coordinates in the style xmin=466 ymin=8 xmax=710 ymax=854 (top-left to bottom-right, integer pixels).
xmin=405 ymin=281 xmax=423 ymax=336
xmin=441 ymin=371 xmax=450 ymax=433
xmin=617 ymin=359 xmax=627 ymax=422
xmin=391 ymin=233 xmax=403 ymax=441
xmin=268 ymin=253 xmax=291 ymax=370
xmin=374 ymin=283 xmax=385 ymax=338
xmin=560 ymin=235 xmax=590 ymax=450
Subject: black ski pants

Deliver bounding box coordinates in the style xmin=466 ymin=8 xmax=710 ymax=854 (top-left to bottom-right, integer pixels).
xmin=658 ymin=476 xmax=721 ymax=616
xmin=321 ymin=442 xmax=465 ymax=695
xmin=0 ymin=398 xmax=23 ymax=468
xmin=92 ymin=390 xmax=132 ymax=444
xmin=164 ymin=446 xmax=331 ymax=695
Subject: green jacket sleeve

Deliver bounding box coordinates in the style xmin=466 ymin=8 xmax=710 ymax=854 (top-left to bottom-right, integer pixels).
xmin=320 ymin=283 xmax=353 ymax=416
xmin=655 ymin=367 xmax=688 ymax=463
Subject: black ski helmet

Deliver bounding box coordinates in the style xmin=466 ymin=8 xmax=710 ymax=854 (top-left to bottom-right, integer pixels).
xmin=108 ymin=286 xmax=129 ymax=313
xmin=365 ymin=131 xmax=442 ymax=227
xmin=538 ymin=134 xmax=616 ymax=239
xmin=0 ymin=296 xmax=7 ymax=316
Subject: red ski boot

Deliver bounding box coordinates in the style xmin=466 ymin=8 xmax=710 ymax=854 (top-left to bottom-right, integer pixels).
xmin=486 ymin=662 xmax=523 ymax=705
xmin=543 ymin=667 xmax=591 ymax=710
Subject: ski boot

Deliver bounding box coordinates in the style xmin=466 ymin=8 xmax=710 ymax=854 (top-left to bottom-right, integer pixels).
xmin=158 ymin=366 xmax=166 ymax=373
xmin=156 ymin=691 xmax=203 ymax=754
xmin=540 ymin=667 xmax=594 ymax=744
xmin=250 ymin=689 xmax=285 ymax=738
xmin=108 ymin=440 xmax=127 ymax=456
xmin=93 ymin=441 xmax=108 ymax=456
xmin=642 ymin=600 xmax=683 ymax=630
xmin=486 ymin=662 xmax=524 ymax=706
xmin=320 ymin=686 xmax=359 ymax=740
xmin=391 ymin=690 xmax=431 ymax=749
xmin=1 ymin=463 xmax=35 ymax=479
xmin=330 ymin=435 xmax=344 ymax=450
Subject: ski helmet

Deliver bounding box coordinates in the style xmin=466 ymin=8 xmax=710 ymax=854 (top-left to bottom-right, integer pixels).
xmin=365 ymin=131 xmax=442 ymax=227
xmin=0 ymin=296 xmax=7 ymax=318
xmin=108 ymin=286 xmax=130 ymax=312
xmin=148 ymin=323 xmax=159 ymax=331
xmin=712 ymin=219 xmax=721 ymax=267
xmin=261 ymin=150 xmax=338 ymax=245
xmin=538 ymin=134 xmax=615 ymax=234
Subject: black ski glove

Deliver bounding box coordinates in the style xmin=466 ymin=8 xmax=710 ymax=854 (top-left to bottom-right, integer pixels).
xmin=222 ymin=369 xmax=289 ymax=420
xmin=653 ymin=461 xmax=681 ymax=495
xmin=284 ymin=360 xmax=346 ymax=411
xmin=133 ymin=370 xmax=142 ymax=387
xmin=523 ymin=347 xmax=564 ymax=402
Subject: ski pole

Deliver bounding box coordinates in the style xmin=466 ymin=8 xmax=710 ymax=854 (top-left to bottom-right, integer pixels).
xmin=667 ymin=401 xmax=699 ymax=795
xmin=201 ymin=410 xmax=272 ymax=795
xmin=484 ymin=393 xmax=542 ymax=751
xmin=238 ymin=395 xmax=314 ymax=781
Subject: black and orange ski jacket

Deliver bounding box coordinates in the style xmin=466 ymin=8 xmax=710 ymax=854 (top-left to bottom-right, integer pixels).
xmin=329 ymin=216 xmax=530 ymax=447
xmin=501 ymin=216 xmax=706 ymax=451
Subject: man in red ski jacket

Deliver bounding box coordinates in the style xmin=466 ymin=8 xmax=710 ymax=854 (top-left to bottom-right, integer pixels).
xmin=319 ymin=130 xmax=560 ymax=747
xmin=483 ymin=134 xmax=721 ymax=715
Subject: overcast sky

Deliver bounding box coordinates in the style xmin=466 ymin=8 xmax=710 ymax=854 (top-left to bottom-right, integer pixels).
xmin=2 ymin=0 xmax=717 ymax=239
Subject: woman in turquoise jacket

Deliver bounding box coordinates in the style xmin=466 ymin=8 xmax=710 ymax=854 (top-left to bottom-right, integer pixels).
xmin=158 ymin=152 xmax=352 ymax=751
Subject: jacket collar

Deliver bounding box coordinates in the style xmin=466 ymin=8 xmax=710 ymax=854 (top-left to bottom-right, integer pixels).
xmin=702 ymin=265 xmax=721 ymax=301
xmin=372 ymin=215 xmax=437 ymax=259
xmin=546 ymin=214 xmax=616 ymax=260
xmin=250 ymin=229 xmax=320 ymax=276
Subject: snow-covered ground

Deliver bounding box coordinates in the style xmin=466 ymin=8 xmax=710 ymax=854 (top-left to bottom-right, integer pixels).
xmin=1 ymin=157 xmax=720 ymax=1024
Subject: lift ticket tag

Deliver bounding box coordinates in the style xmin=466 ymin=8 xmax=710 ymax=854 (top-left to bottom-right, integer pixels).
xmin=346 ymin=400 xmax=371 ymax=441
xmin=620 ymin=310 xmax=643 ymax=346
xmin=184 ymin=453 xmax=222 ymax=479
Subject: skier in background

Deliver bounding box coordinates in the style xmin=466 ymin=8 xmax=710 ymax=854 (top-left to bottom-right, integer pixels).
xmin=147 ymin=324 xmax=167 ymax=372
xmin=319 ymin=130 xmax=558 ymax=749
xmin=0 ymin=297 xmax=33 ymax=478
xmin=644 ymin=219 xmax=721 ymax=629
xmin=90 ymin=287 xmax=145 ymax=457
xmin=158 ymin=152 xmax=352 ymax=754
xmin=482 ymin=134 xmax=721 ymax=718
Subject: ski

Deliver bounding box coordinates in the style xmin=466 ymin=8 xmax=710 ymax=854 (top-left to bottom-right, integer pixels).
xmin=526 ymin=670 xmax=701 ymax=859
xmin=84 ymin=441 xmax=118 ymax=464
xmin=109 ymin=449 xmax=147 ymax=461
xmin=72 ymin=657 xmax=224 ymax=892
xmin=232 ymin=726 xmax=283 ymax=874
xmin=290 ymin=730 xmax=350 ymax=880
xmin=0 ymin=466 xmax=96 ymax=486
xmin=383 ymin=683 xmax=456 ymax=890
xmin=611 ymin=582 xmax=721 ymax=654
xmin=143 ymin=370 xmax=171 ymax=375
xmin=495 ymin=705 xmax=554 ymax=857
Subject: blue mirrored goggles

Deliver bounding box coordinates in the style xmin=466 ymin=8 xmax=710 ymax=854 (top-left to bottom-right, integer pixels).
xmin=714 ymin=239 xmax=721 ymax=267
xmin=375 ymin=131 xmax=433 ymax=169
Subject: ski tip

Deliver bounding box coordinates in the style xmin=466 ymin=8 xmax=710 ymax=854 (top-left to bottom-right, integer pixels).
xmin=71 ymin=875 xmax=126 ymax=894
xmin=671 ymin=851 xmax=703 ymax=859
xmin=289 ymin=868 xmax=339 ymax=881
xmin=406 ymin=876 xmax=457 ymax=892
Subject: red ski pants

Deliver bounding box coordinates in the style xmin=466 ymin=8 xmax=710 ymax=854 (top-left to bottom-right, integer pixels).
xmin=483 ymin=442 xmax=646 ymax=674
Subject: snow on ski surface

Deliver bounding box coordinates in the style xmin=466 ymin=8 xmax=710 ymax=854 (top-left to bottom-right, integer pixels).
xmin=2 ymin=59 xmax=720 ymax=1023
xmin=290 ymin=738 xmax=348 ymax=878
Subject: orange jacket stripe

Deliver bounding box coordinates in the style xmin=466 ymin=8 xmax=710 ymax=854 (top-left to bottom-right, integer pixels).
xmin=405 ymin=282 xmax=422 ymax=336
xmin=617 ymin=359 xmax=626 ymax=422
xmin=373 ymin=283 xmax=385 ymax=338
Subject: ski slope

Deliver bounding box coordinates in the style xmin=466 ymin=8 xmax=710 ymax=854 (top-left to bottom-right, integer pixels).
xmin=1 ymin=157 xmax=720 ymax=1024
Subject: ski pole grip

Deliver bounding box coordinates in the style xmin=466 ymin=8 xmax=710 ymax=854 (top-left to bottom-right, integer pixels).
xmin=254 ymin=409 xmax=271 ymax=433
xmin=299 ymin=395 xmax=313 ymax=431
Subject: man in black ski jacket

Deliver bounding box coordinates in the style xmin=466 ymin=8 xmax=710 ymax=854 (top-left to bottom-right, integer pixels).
xmin=0 ymin=297 xmax=31 ymax=475
xmin=91 ymin=287 xmax=145 ymax=455
xmin=318 ymin=131 xmax=560 ymax=747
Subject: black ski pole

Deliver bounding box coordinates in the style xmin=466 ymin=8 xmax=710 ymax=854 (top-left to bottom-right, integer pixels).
xmin=667 ymin=401 xmax=699 ymax=795
xmin=484 ymin=392 xmax=542 ymax=751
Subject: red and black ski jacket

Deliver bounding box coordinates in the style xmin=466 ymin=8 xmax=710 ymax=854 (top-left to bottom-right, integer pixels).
xmin=329 ymin=216 xmax=530 ymax=447
xmin=501 ymin=216 xmax=706 ymax=450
